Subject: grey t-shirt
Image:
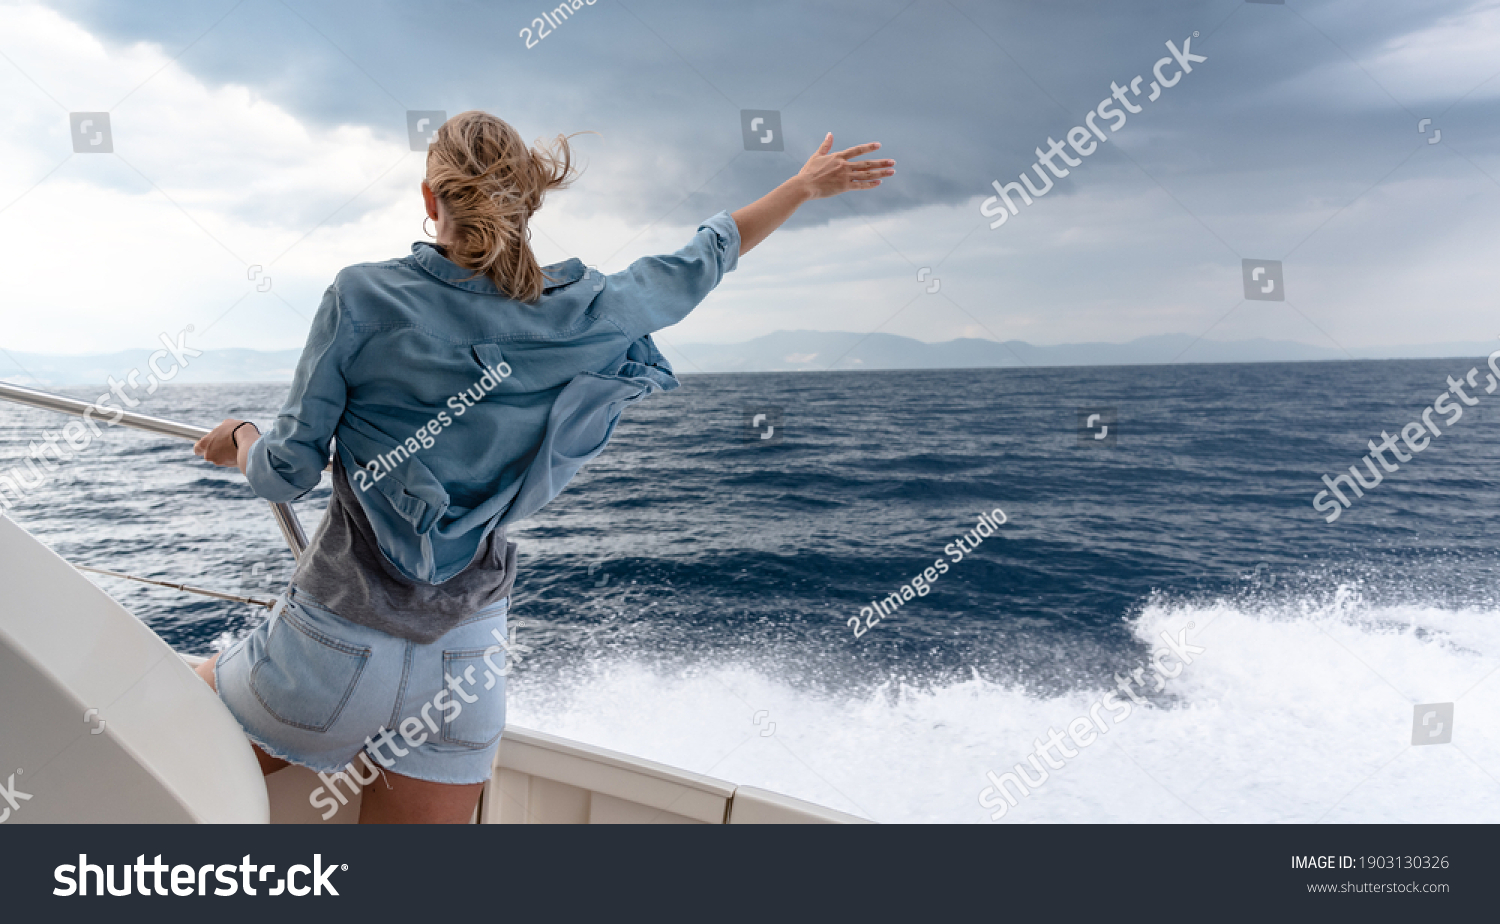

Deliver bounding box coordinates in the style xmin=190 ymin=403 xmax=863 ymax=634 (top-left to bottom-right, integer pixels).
xmin=288 ymin=458 xmax=517 ymax=644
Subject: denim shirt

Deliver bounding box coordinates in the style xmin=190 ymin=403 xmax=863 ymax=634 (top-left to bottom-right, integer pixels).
xmin=245 ymin=211 xmax=740 ymax=584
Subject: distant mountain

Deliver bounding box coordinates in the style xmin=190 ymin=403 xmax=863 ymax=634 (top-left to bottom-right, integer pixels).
xmin=0 ymin=348 xmax=303 ymax=388
xmin=656 ymin=331 xmax=1498 ymax=374
xmin=3 ymin=333 xmax=1494 ymax=386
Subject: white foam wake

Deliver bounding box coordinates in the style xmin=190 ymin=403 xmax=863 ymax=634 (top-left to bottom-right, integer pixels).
xmin=509 ymin=586 xmax=1500 ymax=823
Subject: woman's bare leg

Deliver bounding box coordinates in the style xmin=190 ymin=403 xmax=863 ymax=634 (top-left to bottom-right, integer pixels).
xmin=193 ymin=652 xmax=290 ymax=776
xmin=194 ymin=652 xmax=480 ymax=821
xmin=357 ymin=771 xmax=483 ymax=824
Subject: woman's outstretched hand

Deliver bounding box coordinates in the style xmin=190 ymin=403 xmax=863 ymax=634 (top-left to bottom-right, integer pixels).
xmin=795 ymin=134 xmax=896 ymax=199
xmin=732 ymin=134 xmax=895 ymax=255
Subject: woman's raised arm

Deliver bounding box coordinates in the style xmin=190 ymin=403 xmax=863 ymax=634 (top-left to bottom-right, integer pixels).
xmin=731 ymin=133 xmax=895 ymax=256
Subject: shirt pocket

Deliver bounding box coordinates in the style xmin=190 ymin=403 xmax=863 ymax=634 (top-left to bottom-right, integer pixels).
xmin=249 ymin=608 xmax=370 ymax=732
xmin=468 ymin=343 xmax=516 ymax=395
xmin=439 ymin=647 xmax=508 ymax=749
xmin=337 ymin=430 xmax=450 ymax=538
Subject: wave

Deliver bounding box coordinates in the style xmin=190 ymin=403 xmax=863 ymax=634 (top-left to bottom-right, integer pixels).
xmin=508 ymin=585 xmax=1500 ymax=823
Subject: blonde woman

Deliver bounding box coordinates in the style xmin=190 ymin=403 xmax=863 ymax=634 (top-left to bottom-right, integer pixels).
xmin=191 ymin=111 xmax=894 ymax=823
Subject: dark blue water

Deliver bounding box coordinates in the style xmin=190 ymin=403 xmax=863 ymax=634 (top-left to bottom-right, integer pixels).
xmin=4 ymin=358 xmax=1498 ymax=821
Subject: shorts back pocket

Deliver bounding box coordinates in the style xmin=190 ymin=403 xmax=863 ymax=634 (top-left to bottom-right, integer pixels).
xmin=439 ymin=648 xmax=507 ymax=749
xmin=250 ymin=609 xmax=370 ymax=732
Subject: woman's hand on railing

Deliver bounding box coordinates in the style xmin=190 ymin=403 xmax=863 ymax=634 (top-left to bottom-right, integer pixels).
xmin=194 ymin=418 xmax=259 ymax=475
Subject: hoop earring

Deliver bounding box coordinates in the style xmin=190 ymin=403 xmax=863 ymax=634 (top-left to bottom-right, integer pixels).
xmin=423 ymin=217 xmax=436 ymax=239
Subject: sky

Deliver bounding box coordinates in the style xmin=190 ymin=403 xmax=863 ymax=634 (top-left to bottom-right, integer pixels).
xmin=0 ymin=0 xmax=1497 ymax=368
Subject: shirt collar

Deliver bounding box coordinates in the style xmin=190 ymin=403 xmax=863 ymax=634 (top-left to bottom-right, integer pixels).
xmin=409 ymin=242 xmax=587 ymax=295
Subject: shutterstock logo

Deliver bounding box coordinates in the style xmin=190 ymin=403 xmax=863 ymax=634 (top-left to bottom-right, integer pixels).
xmin=406 ymin=110 xmax=446 ymax=151
xmin=54 ymin=855 xmax=344 ymax=897
xmin=740 ymin=109 xmax=783 ymax=151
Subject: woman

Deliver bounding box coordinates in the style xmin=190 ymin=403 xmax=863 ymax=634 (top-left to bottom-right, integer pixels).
xmin=191 ymin=110 xmax=894 ymax=823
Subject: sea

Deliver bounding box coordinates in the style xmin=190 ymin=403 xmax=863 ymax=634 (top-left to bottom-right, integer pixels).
xmin=2 ymin=358 xmax=1498 ymax=823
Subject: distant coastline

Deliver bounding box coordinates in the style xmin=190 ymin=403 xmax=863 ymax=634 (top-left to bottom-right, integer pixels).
xmin=3 ymin=331 xmax=1495 ymax=386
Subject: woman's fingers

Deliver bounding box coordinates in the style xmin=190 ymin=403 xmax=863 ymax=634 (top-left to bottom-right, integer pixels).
xmin=796 ymin=135 xmax=892 ymax=197
xmin=845 ymin=160 xmax=895 ymax=191
xmin=835 ymin=141 xmax=882 ymax=160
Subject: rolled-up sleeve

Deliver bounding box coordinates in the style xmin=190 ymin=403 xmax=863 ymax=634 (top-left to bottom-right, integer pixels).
xmin=604 ymin=211 xmax=740 ymax=339
xmin=244 ymin=284 xmax=351 ymax=502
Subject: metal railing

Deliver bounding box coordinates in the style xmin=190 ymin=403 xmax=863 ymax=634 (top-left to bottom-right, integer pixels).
xmin=0 ymin=381 xmax=307 ymax=557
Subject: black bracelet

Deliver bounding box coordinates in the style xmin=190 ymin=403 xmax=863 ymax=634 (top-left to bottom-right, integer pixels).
xmin=231 ymin=421 xmax=258 ymax=450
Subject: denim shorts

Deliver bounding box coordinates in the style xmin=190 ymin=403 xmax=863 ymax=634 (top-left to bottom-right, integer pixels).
xmin=215 ymin=586 xmax=509 ymax=786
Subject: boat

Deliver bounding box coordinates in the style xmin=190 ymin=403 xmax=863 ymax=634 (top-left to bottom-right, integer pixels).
xmin=0 ymin=382 xmax=867 ymax=824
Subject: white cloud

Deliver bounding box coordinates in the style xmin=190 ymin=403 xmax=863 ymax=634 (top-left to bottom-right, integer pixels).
xmin=0 ymin=2 xmax=428 ymax=354
xmin=1364 ymin=0 xmax=1500 ymax=104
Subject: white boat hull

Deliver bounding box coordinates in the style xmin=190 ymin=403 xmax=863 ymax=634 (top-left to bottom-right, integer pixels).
xmin=0 ymin=515 xmax=866 ymax=824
